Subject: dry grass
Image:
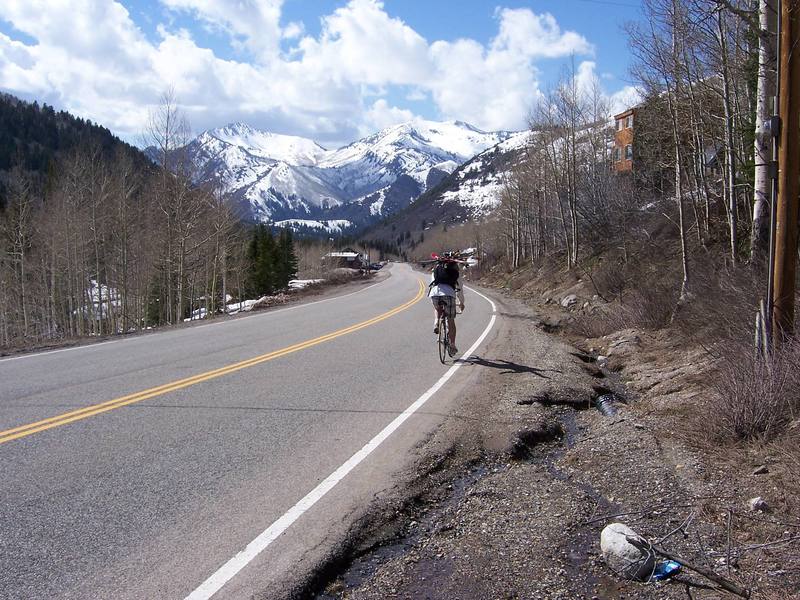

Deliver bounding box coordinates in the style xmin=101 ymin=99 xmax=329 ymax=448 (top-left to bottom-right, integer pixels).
xmin=569 ymin=253 xmax=680 ymax=337
xmin=702 ymin=339 xmax=800 ymax=442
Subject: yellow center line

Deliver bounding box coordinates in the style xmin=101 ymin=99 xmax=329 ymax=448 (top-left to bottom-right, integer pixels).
xmin=0 ymin=279 xmax=426 ymax=446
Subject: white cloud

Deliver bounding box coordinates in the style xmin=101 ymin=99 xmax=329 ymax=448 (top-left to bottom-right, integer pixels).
xmin=363 ymin=99 xmax=414 ymax=132
xmin=575 ymin=60 xmax=600 ymax=96
xmin=0 ymin=0 xmax=601 ymax=144
xmin=296 ymin=0 xmax=432 ymax=87
xmin=282 ymin=21 xmax=305 ymax=40
xmin=425 ymin=9 xmax=592 ymax=131
xmin=571 ymin=61 xmax=642 ymax=116
xmin=160 ymin=0 xmax=284 ymax=64
xmin=491 ymin=8 xmax=594 ymax=59
xmin=405 ymin=88 xmax=428 ymax=102
xmin=609 ymin=85 xmax=642 ymax=114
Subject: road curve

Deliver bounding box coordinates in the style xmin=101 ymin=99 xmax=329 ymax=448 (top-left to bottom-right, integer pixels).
xmin=0 ymin=263 xmax=498 ymax=599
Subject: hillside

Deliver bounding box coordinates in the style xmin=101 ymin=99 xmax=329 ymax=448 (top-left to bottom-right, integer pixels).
xmin=0 ymin=93 xmax=149 ymax=207
xmin=361 ymin=130 xmax=530 ymax=248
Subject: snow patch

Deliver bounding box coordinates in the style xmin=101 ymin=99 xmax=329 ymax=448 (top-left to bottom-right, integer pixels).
xmin=275 ymin=219 xmax=353 ymax=234
xmin=288 ymin=279 xmax=324 ymax=289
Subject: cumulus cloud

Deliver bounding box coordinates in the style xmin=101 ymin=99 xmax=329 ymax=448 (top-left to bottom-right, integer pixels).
xmin=363 ymin=99 xmax=415 ymax=132
xmin=423 ymin=9 xmax=594 ymax=131
xmin=490 ymin=8 xmax=594 ymax=59
xmin=297 ymin=0 xmax=432 ymax=86
xmin=609 ymin=85 xmax=643 ymax=114
xmin=160 ymin=0 xmax=284 ymax=63
xmin=0 ymin=0 xmax=606 ymax=144
xmin=571 ymin=61 xmax=642 ymax=115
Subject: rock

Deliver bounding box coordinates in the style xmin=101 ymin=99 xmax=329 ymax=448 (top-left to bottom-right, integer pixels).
xmin=608 ymin=334 xmax=641 ymax=351
xmin=600 ymin=523 xmax=656 ymax=581
xmin=561 ymin=294 xmax=578 ymax=308
xmin=596 ymin=355 xmax=608 ymax=363
xmin=748 ymin=497 xmax=769 ymax=512
xmin=537 ymin=318 xmax=562 ymax=333
xmin=752 ymin=465 xmax=769 ymax=476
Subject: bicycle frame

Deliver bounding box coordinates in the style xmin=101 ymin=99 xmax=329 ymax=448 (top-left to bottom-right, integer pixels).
xmin=437 ymin=300 xmax=449 ymax=364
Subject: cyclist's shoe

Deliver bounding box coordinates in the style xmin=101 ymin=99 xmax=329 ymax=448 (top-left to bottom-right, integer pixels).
xmin=448 ymin=345 xmax=458 ymax=357
xmin=433 ymin=325 xmax=439 ymax=334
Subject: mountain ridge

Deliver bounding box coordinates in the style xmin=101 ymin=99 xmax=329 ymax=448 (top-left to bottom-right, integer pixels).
xmin=180 ymin=119 xmax=517 ymax=229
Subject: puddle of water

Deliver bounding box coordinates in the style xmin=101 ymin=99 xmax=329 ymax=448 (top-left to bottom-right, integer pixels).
xmin=315 ymin=465 xmax=490 ymax=598
xmin=543 ymin=409 xmax=622 ymax=594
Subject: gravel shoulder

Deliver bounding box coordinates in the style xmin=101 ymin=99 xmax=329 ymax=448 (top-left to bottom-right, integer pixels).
xmin=303 ymin=289 xmax=688 ymax=599
xmin=298 ymin=281 xmax=799 ymax=600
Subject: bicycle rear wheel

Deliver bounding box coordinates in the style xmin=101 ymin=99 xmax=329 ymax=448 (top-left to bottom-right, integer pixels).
xmin=437 ymin=315 xmax=448 ymax=364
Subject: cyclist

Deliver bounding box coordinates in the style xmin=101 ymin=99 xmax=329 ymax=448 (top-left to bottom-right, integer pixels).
xmin=428 ymin=252 xmax=465 ymax=357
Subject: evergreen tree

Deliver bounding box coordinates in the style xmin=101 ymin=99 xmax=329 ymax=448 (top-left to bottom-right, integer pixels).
xmin=247 ymin=223 xmax=277 ymax=296
xmin=274 ymin=228 xmax=298 ymax=289
xmin=257 ymin=224 xmax=276 ymax=295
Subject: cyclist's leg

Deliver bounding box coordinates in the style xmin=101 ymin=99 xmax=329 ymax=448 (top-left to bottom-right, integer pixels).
xmin=431 ymin=297 xmax=442 ymax=332
xmin=446 ymin=296 xmax=457 ymax=347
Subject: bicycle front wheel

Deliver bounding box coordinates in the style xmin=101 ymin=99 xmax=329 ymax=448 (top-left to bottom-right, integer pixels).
xmin=438 ymin=317 xmax=447 ymax=364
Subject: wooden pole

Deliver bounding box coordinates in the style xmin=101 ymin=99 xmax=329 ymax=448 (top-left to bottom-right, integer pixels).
xmin=772 ymin=0 xmax=800 ymax=341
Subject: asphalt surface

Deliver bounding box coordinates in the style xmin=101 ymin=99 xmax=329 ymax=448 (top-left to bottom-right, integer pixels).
xmin=0 ymin=263 xmax=498 ymax=599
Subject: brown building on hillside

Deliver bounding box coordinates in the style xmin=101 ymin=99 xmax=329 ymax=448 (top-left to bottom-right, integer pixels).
xmin=612 ymin=108 xmax=635 ymax=172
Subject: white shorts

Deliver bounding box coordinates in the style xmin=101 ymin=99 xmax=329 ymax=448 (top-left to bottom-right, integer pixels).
xmin=431 ymin=295 xmax=456 ymax=318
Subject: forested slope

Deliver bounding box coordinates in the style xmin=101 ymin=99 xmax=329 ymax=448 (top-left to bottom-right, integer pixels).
xmin=0 ymin=93 xmax=147 ymax=207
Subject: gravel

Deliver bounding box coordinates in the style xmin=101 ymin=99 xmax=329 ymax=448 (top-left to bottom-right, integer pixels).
xmin=296 ymin=282 xmax=799 ymax=600
xmin=308 ymin=291 xmax=703 ymax=599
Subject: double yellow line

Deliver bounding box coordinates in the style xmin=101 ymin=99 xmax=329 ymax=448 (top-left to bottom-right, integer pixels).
xmin=0 ymin=280 xmax=425 ymax=446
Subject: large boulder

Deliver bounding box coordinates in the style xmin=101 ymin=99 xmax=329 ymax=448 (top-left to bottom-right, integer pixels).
xmin=600 ymin=522 xmax=656 ymax=581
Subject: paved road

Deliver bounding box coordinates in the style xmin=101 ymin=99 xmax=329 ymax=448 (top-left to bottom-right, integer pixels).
xmin=0 ymin=263 xmax=498 ymax=599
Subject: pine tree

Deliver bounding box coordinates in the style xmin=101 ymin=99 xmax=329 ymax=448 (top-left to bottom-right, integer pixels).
xmin=247 ymin=223 xmax=276 ymax=296
xmin=274 ymin=228 xmax=298 ymax=289
xmin=258 ymin=224 xmax=276 ymax=295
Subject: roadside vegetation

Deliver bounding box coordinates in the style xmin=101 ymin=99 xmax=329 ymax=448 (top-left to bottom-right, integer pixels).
xmin=0 ymin=93 xmax=309 ymax=352
xmin=397 ymin=0 xmax=798 ymax=593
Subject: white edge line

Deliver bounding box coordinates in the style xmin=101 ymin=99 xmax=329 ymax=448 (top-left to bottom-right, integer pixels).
xmin=0 ymin=276 xmax=388 ymax=364
xmin=185 ymin=284 xmax=498 ymax=600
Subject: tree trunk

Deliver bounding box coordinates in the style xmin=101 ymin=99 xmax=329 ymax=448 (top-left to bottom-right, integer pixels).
xmin=751 ymin=0 xmax=778 ymax=265
xmin=718 ymin=11 xmax=739 ymax=264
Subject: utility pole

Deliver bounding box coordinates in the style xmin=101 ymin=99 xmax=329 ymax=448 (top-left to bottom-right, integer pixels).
xmin=772 ymin=0 xmax=800 ymax=342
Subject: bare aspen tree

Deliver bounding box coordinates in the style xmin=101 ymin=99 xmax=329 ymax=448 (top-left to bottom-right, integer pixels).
xmin=716 ymin=7 xmax=740 ymax=263
xmin=4 ymin=169 xmax=35 ymax=337
xmin=145 ymin=90 xmax=193 ymax=324
xmin=751 ymin=0 xmax=778 ymax=264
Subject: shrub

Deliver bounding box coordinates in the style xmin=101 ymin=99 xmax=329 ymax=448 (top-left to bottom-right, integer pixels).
xmin=703 ymin=338 xmax=800 ymax=442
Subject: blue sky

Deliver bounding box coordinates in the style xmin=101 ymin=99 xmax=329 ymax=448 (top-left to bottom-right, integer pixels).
xmin=0 ymin=0 xmax=642 ymax=147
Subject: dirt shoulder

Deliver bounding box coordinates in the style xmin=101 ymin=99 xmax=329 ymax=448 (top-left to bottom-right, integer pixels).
xmin=304 ymin=280 xmax=799 ymax=600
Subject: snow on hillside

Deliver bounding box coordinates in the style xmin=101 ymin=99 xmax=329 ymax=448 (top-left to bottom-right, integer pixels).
xmin=208 ymin=122 xmax=328 ymax=166
xmin=437 ymin=130 xmax=531 ymax=215
xmin=319 ymin=120 xmax=510 ymax=170
xmin=368 ymin=189 xmax=386 ymax=216
xmin=274 ymin=219 xmax=354 ymax=235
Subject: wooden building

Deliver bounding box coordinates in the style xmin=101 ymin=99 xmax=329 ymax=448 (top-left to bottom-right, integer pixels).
xmin=612 ymin=108 xmax=635 ymax=173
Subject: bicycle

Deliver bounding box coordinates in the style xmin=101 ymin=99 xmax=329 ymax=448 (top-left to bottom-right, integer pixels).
xmin=423 ymin=250 xmax=475 ymax=364
xmin=436 ymin=299 xmax=450 ymax=364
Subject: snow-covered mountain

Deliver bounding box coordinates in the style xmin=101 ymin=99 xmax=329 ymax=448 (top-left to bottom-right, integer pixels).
xmin=360 ymin=130 xmax=531 ymax=242
xmin=182 ymin=120 xmax=515 ymax=228
xmin=431 ymin=130 xmax=531 ymax=216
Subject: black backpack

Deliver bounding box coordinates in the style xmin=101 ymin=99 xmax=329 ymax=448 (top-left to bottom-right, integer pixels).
xmin=433 ymin=261 xmax=459 ymax=288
